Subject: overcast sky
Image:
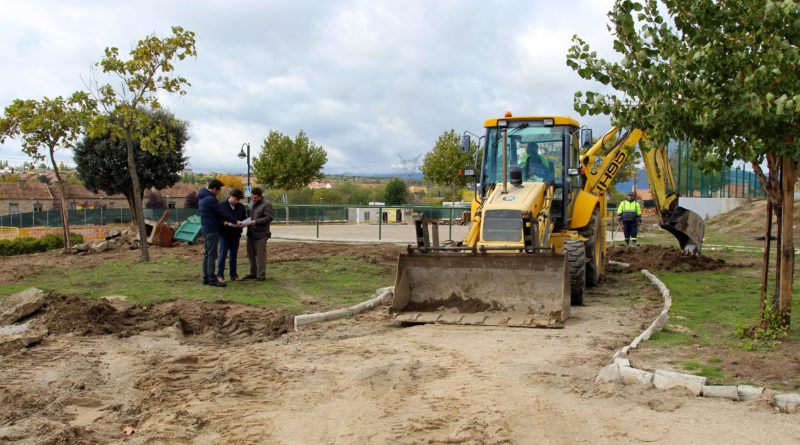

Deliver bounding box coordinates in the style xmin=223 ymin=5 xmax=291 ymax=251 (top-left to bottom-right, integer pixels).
xmin=0 ymin=0 xmax=618 ymax=175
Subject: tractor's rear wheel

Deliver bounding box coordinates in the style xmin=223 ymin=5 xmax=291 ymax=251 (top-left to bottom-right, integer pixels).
xmin=564 ymin=238 xmax=586 ymax=305
xmin=579 ymin=209 xmax=603 ymax=287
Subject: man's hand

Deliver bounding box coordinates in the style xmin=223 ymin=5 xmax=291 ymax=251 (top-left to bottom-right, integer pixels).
xmin=236 ymin=221 xmax=243 ymax=227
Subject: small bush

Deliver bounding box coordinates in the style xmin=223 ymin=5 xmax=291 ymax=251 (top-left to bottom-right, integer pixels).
xmin=736 ymin=305 xmax=789 ymax=350
xmin=0 ymin=233 xmax=84 ymax=256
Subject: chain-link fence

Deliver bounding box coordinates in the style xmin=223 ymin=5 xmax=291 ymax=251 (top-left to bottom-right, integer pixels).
xmin=0 ymin=204 xmax=471 ymax=232
xmin=669 ymin=142 xmax=767 ymax=199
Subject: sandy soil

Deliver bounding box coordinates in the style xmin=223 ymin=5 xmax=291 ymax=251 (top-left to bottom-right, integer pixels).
xmin=3 ymin=240 xmax=800 ymax=443
xmin=2 ymin=272 xmax=800 ymax=444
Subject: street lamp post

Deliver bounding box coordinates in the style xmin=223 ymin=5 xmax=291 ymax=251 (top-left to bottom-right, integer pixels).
xmin=238 ymin=143 xmax=251 ymax=204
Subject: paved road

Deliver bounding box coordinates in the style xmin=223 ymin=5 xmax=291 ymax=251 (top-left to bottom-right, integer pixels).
xmin=271 ymin=223 xmax=471 ymax=244
xmin=271 ymin=223 xmax=625 ymax=246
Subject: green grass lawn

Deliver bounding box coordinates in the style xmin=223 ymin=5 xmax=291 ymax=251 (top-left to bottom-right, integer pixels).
xmin=648 ymin=269 xmax=800 ymax=348
xmin=0 ymin=255 xmax=393 ymax=314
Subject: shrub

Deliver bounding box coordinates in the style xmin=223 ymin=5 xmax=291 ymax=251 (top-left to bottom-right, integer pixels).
xmin=0 ymin=233 xmax=84 ymax=256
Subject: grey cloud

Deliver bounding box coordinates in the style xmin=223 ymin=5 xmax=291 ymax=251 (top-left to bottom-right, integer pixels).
xmin=1 ymin=0 xmax=618 ymax=174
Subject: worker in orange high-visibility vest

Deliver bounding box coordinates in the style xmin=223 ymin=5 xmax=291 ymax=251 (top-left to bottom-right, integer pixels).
xmin=617 ymin=191 xmax=642 ymax=246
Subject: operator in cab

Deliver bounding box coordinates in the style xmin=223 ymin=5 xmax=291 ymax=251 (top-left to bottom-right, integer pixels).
xmin=617 ymin=191 xmax=642 ymax=246
xmin=520 ymin=142 xmax=554 ymax=182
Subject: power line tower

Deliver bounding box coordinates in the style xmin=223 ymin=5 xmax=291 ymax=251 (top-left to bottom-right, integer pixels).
xmin=391 ymin=154 xmax=421 ymax=178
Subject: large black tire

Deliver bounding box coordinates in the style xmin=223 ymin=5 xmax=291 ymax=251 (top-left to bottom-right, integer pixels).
xmin=563 ymin=238 xmax=586 ymax=305
xmin=579 ymin=208 xmax=602 ymax=287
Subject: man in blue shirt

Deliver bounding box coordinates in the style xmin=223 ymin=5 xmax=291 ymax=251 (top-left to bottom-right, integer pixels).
xmin=198 ymin=179 xmax=241 ymax=287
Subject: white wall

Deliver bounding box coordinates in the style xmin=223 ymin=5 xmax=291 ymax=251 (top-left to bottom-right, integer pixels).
xmin=678 ymin=197 xmax=748 ymax=219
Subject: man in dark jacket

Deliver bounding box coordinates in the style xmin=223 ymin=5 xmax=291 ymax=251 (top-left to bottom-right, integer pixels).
xmin=198 ymin=179 xmax=240 ymax=287
xmin=217 ymin=188 xmax=247 ymax=283
xmin=244 ymin=187 xmax=273 ymax=281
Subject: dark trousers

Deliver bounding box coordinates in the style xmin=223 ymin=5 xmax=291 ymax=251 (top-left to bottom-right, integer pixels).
xmin=202 ymin=231 xmax=220 ymax=283
xmin=217 ymin=237 xmax=240 ymax=279
xmin=622 ymin=221 xmax=639 ymax=244
xmin=247 ymin=236 xmax=267 ymax=279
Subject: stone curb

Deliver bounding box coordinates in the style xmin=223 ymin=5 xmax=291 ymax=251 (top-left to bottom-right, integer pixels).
xmin=594 ymin=269 xmax=799 ymax=411
xmin=293 ymin=287 xmax=393 ymax=331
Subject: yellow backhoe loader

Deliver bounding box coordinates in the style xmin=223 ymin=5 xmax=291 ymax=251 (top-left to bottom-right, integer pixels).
xmin=392 ymin=114 xmax=704 ymax=328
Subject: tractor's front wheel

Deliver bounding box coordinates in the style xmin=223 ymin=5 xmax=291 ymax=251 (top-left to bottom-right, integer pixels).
xmin=564 ymin=238 xmax=587 ymax=306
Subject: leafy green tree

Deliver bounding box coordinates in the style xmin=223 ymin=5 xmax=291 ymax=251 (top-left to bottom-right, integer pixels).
xmin=89 ymin=26 xmax=196 ymax=262
xmin=349 ymin=187 xmax=373 ymax=205
xmin=74 ymin=109 xmax=188 ymax=218
xmin=567 ymin=0 xmax=799 ymax=326
xmin=253 ymin=129 xmax=327 ymax=220
xmin=0 ymin=92 xmax=96 ymax=250
xmin=421 ymin=129 xmax=481 ymax=201
xmin=383 ymin=178 xmax=407 ymax=205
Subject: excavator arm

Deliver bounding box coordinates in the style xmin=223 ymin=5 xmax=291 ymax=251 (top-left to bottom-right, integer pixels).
xmin=579 ymin=128 xmax=704 ymax=254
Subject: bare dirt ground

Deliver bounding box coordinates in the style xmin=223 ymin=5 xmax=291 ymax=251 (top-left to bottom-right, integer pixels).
xmin=2 ymin=242 xmax=800 ymax=444
xmin=704 ymin=198 xmax=800 ymax=241
xmin=607 ymin=245 xmax=734 ymax=272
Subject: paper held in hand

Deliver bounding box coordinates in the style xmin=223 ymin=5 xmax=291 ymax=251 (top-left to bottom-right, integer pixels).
xmin=242 ymin=217 xmax=252 ymax=226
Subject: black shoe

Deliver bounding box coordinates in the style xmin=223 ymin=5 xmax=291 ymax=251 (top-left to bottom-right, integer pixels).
xmin=203 ymin=280 xmax=209 ymax=285
xmin=242 ymin=275 xmax=257 ymax=280
xmin=208 ymin=281 xmax=227 ymax=287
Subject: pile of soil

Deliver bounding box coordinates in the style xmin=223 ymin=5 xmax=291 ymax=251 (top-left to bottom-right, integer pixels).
xmin=705 ymin=198 xmax=800 ymax=241
xmin=30 ymin=293 xmax=293 ymax=343
xmin=146 ymin=299 xmax=293 ymax=341
xmin=37 ymin=294 xmax=142 ymax=336
xmin=608 ymin=245 xmax=727 ymax=272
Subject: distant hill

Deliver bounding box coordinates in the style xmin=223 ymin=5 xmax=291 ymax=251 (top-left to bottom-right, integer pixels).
xmin=324 ymin=172 xmax=425 ymax=185
xmin=327 ymin=171 xmax=424 ymax=179
xmin=615 ymin=169 xmax=649 ymax=193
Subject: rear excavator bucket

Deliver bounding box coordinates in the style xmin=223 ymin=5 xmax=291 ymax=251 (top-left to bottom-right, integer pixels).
xmin=392 ymin=252 xmax=570 ymax=328
xmin=660 ymin=207 xmax=705 ymax=255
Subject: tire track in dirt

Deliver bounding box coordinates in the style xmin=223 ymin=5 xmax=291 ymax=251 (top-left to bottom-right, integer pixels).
xmin=4 ymin=273 xmax=800 ymax=443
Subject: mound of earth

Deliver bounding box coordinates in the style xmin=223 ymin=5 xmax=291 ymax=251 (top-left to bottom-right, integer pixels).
xmin=11 ymin=293 xmax=293 ymax=346
xmin=705 ymin=198 xmax=800 ymax=240
xmin=608 ymin=245 xmax=727 ymax=272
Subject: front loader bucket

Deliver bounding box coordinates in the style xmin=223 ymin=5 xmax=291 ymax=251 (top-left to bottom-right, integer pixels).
xmin=392 ymin=252 xmax=570 ymax=328
xmin=660 ymin=206 xmax=705 ymax=255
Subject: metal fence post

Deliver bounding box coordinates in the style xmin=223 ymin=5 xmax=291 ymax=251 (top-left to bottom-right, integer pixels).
xmin=700 ymin=172 xmax=705 ymax=197
xmin=449 ymin=207 xmax=453 ymax=240
xmin=316 ymin=205 xmax=320 ymax=239
xmin=378 ymin=206 xmax=382 ymax=241
xmin=84 ymin=207 xmax=87 ymax=226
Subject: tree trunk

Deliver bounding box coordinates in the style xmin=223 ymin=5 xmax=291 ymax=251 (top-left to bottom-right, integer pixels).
xmin=125 ymin=193 xmax=137 ymax=226
xmin=760 ymin=200 xmax=772 ymax=325
xmin=778 ymin=156 xmax=795 ymax=326
xmin=125 ymin=132 xmax=150 ymax=262
xmin=49 ymin=147 xmax=72 ymax=251
xmin=774 ymin=191 xmax=782 ymax=312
